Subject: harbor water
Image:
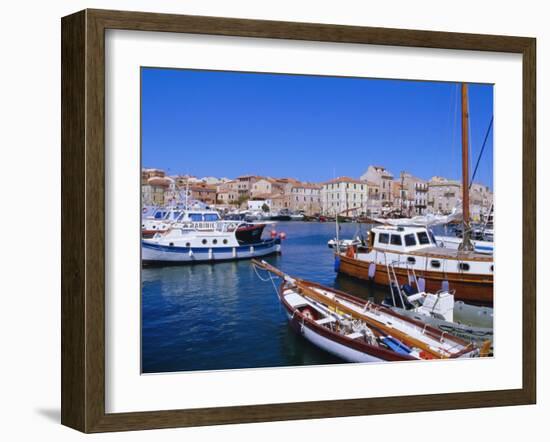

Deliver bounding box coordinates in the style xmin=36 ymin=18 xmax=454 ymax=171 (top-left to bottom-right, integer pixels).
xmin=141 ymin=221 xmax=388 ymax=373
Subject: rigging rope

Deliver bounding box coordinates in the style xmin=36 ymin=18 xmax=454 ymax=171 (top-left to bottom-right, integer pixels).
xmin=469 ymin=116 xmax=493 ymax=189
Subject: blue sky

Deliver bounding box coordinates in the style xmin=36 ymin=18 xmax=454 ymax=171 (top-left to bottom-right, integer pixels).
xmin=141 ymin=68 xmax=493 ymax=188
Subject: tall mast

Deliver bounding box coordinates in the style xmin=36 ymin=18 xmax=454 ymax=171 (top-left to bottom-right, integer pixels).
xmin=459 ymin=83 xmax=474 ymax=251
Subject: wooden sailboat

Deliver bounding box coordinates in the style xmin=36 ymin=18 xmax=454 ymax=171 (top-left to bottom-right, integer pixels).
xmin=335 ymin=84 xmax=494 ymax=305
xmin=253 ymin=260 xmax=488 ymax=362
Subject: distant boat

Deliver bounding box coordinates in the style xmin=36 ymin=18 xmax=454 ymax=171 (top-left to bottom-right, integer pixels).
xmin=327 ymin=238 xmax=362 ymax=250
xmin=253 ymin=260 xmax=487 ymax=362
xmin=434 ymin=235 xmax=493 ymax=255
xmin=142 ymin=209 xmax=282 ymax=264
xmin=289 ymin=213 xmax=305 ymax=221
xmin=269 ymin=210 xmax=292 ymax=221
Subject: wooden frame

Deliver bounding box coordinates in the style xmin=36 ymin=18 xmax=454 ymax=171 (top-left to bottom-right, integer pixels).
xmin=61 ymin=9 xmax=536 ymax=433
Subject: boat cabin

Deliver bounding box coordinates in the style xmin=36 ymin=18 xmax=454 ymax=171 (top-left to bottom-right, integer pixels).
xmin=370 ymin=225 xmax=438 ymax=253
xmin=177 ymin=210 xmax=221 ymax=223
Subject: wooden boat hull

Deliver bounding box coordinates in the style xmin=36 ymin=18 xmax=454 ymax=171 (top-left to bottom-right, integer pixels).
xmin=336 ymin=254 xmax=493 ymax=305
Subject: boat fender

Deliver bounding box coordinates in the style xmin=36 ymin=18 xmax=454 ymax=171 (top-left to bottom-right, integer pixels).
xmin=368 ymin=262 xmax=376 ymax=279
xmin=334 ymin=256 xmax=341 ymax=273
xmin=419 ymin=350 xmax=436 ymax=360
xmin=417 ymin=278 xmax=426 ymax=292
xmin=441 ymin=280 xmax=449 ymax=292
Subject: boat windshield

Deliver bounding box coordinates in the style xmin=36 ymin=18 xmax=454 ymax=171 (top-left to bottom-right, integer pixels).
xmin=416 ymin=231 xmax=431 ymax=245
xmin=203 ymin=213 xmax=220 ymax=221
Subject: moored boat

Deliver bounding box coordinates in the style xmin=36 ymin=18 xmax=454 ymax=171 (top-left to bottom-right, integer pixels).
xmin=142 ymin=221 xmax=282 ymax=264
xmin=381 ymin=261 xmax=493 ymax=344
xmin=335 ymin=225 xmax=493 ymax=305
xmin=336 ymin=84 xmax=494 ymax=305
xmin=434 ymin=235 xmax=493 ymax=255
xmin=253 ymin=260 xmax=488 ymax=362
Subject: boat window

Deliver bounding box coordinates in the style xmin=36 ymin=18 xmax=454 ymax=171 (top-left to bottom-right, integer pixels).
xmin=490 ymin=265 xmax=494 ymax=272
xmin=223 ymin=239 xmax=228 ymax=245
xmin=390 ymin=234 xmax=402 ymax=246
xmin=407 ymin=257 xmax=416 ymax=264
xmin=189 ymin=213 xmax=203 ymax=222
xmin=404 ymin=234 xmax=417 ymax=246
xmin=378 ymin=233 xmax=389 ymax=244
xmin=431 ymin=260 xmax=441 ymax=268
xmin=185 ymin=242 xmax=191 ymax=247
xmin=458 ymin=262 xmax=470 ymax=271
xmin=154 ymin=211 xmax=165 ymax=219
xmin=212 ymin=239 xmax=218 ymax=245
xmin=204 ymin=213 xmax=219 ymax=221
xmin=417 ymin=231 xmax=430 ymax=245
xmin=201 ymin=239 xmax=207 ymax=245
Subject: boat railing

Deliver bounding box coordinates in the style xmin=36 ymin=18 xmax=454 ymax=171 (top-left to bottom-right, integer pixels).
xmin=174 ymin=220 xmax=247 ymax=233
xmin=385 ymin=258 xmax=422 ymax=309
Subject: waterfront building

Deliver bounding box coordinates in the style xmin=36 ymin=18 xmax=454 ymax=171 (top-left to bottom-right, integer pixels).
xmin=427 ymin=176 xmax=462 ymax=214
xmin=360 ymin=165 xmax=394 ymax=208
xmin=470 ymin=183 xmax=494 ymax=221
xmin=250 ymin=178 xmax=283 ymax=198
xmin=321 ymin=177 xmax=369 ymax=216
xmin=234 ymin=175 xmax=262 ymax=197
xmin=289 ymin=183 xmax=322 ymax=215
xmin=216 ymin=180 xmax=240 ymax=205
xmin=247 ymin=199 xmax=270 ymax=212
xmin=142 ymin=175 xmax=172 ymax=206
xmin=200 ymin=176 xmax=227 ymax=185
xmin=188 ymin=183 xmax=217 ymax=205
xmin=366 ymin=181 xmax=382 ymax=216
xmin=141 ymin=168 xmax=165 ymax=185
xmin=396 ymin=172 xmax=429 ymax=215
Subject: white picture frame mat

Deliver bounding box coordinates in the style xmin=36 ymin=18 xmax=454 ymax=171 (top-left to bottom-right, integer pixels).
xmin=105 ymin=29 xmax=523 ymax=413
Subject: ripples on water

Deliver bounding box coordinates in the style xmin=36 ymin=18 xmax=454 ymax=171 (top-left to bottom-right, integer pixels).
xmin=141 ymin=222 xmax=389 ymax=373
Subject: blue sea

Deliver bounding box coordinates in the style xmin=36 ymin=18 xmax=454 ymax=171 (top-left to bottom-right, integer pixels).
xmin=141 ymin=221 xmax=389 ymax=373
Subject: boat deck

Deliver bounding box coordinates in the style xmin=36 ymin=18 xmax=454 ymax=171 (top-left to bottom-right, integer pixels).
xmin=400 ymin=247 xmax=492 ymax=261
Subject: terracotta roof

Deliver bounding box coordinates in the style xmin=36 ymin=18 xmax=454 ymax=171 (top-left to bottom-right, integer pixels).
xmin=254 ymin=193 xmax=284 ymax=200
xmin=147 ymin=176 xmax=172 ymax=187
xmin=292 ymin=182 xmax=321 ymax=190
xmin=323 ymin=176 xmax=366 ymax=185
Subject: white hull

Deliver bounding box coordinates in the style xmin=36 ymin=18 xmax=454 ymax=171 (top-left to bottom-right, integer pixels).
xmin=435 ymin=235 xmax=493 ymax=254
xmin=285 ymin=312 xmax=384 ymax=363
xmin=387 ymin=306 xmax=493 ymax=344
xmin=142 ymin=239 xmax=281 ymax=263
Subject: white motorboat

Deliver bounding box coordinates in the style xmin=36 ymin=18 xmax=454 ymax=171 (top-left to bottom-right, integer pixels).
xmin=142 ymin=220 xmax=282 ymax=264
xmin=381 ymin=261 xmax=493 ymax=344
xmin=327 ymin=238 xmax=362 ymax=250
xmin=434 ymin=235 xmax=493 ymax=255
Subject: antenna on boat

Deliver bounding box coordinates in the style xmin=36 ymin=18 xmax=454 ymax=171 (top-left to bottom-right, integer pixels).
xmin=459 ymin=83 xmax=474 ymax=251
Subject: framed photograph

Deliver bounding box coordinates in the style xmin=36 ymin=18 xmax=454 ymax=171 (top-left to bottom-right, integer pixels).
xmin=61 ymin=9 xmax=536 ymax=433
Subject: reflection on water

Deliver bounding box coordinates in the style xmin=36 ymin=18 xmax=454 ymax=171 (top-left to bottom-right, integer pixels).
xmin=142 ymin=222 xmax=388 ymax=373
